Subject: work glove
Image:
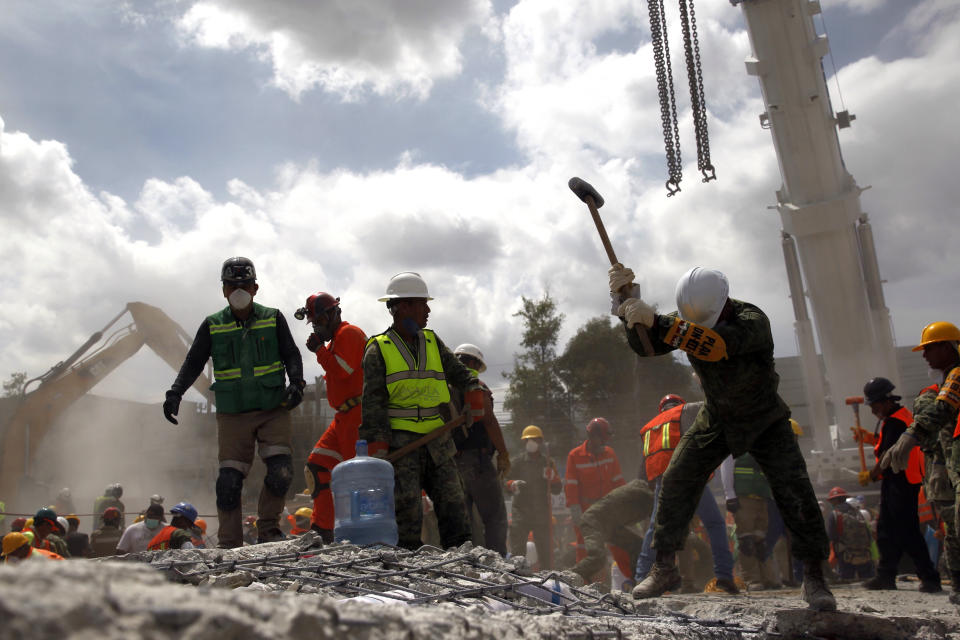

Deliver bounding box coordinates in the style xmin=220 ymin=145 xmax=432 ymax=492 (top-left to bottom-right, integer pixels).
xmin=608 ymin=263 xmax=635 ymax=293
xmin=465 ymin=389 xmax=485 ymax=419
xmin=617 ymin=298 xmax=655 ymax=329
xmin=858 ymin=470 xmax=872 ymax=487
xmin=306 ymin=333 xmax=324 ymax=353
xmin=509 ymin=480 xmax=526 ymax=495
xmin=569 ymin=504 xmax=582 ymax=527
xmin=163 ymin=391 xmax=181 ymax=425
xmin=610 ymin=284 xmax=642 ymax=315
xmin=725 ymin=497 xmax=740 ymax=513
xmin=367 ymin=441 xmax=389 ymax=459
xmin=281 ymin=383 xmax=304 ymax=411
xmin=496 ymin=451 xmax=511 ymax=478
xmin=850 ymin=427 xmax=875 ymax=445
xmin=928 ymin=463 xmax=952 ymax=500
xmin=880 ymin=431 xmax=918 ymax=473
xmin=304 ymin=464 xmax=324 ymax=499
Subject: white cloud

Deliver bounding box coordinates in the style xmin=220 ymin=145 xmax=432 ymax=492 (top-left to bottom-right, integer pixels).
xmin=176 ymin=0 xmax=493 ymax=100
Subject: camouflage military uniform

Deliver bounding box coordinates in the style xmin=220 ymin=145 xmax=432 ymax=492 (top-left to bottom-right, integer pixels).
xmin=572 ymin=479 xmax=653 ymax=582
xmin=911 ymin=367 xmax=960 ymax=577
xmin=626 ymin=299 xmax=829 ymax=565
xmin=360 ymin=329 xmax=477 ymax=550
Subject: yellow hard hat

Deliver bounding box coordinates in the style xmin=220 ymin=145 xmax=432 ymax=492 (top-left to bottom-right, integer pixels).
xmin=913 ymin=321 xmax=960 ymax=351
xmin=789 ymin=419 xmax=803 ymax=436
xmin=521 ymin=425 xmax=544 ymax=440
xmin=2 ymin=532 xmax=29 ymax=556
xmin=24 ymin=518 xmax=33 ymax=529
xmin=134 ymin=514 xmax=145 ymax=524
xmin=294 ymin=507 xmax=313 ymax=519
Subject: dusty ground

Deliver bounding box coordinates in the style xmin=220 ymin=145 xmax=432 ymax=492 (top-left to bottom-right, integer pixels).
xmin=1 ymin=536 xmax=957 ymax=640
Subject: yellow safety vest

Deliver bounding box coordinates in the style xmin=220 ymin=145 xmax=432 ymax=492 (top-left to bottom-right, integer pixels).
xmin=372 ymin=329 xmax=450 ymax=434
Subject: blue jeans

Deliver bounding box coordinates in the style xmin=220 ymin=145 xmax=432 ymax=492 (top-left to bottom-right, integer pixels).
xmin=636 ymin=477 xmax=735 ymax=581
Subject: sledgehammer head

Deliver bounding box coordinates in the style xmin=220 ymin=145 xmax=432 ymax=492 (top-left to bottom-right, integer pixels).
xmin=568 ymin=177 xmax=604 ymax=208
xmin=845 ymin=396 xmax=865 ymax=405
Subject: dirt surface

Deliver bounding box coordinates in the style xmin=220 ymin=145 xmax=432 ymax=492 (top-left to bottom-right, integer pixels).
xmin=2 ymin=536 xmax=958 ymax=639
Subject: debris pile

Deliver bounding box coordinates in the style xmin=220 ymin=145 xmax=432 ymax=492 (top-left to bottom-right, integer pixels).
xmin=2 ymin=534 xmax=959 ymax=639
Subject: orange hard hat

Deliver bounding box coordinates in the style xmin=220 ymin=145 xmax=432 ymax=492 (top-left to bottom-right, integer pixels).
xmin=194 ymin=518 xmax=207 ymax=534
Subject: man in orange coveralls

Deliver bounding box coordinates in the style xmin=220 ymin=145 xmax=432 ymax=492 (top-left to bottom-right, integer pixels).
xmin=300 ymin=292 xmax=367 ymax=542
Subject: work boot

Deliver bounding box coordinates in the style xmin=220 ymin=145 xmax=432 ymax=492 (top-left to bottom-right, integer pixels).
xmin=715 ymin=577 xmax=740 ymax=594
xmin=311 ymin=524 xmax=334 ymax=544
xmin=216 ymin=509 xmax=243 ymax=549
xmin=919 ymin=572 xmax=943 ymax=593
xmin=951 ymin=571 xmax=960 ymax=593
xmin=632 ymin=554 xmax=681 ymax=599
xmin=863 ymin=575 xmax=896 ymax=591
xmin=800 ymin=562 xmax=836 ymax=611
xmin=257 ymin=528 xmax=287 ymax=544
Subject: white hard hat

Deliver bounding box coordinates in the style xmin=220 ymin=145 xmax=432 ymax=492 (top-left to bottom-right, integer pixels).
xmin=454 ymin=343 xmax=486 ymax=372
xmin=675 ymin=267 xmax=729 ymax=328
xmin=378 ymin=272 xmax=433 ymax=302
xmin=56 ymin=516 xmax=69 ymax=531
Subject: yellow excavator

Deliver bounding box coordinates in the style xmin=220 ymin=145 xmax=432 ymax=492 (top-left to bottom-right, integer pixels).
xmin=0 ymin=302 xmax=213 ymax=504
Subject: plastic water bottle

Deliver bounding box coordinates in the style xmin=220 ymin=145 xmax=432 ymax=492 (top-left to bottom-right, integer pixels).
xmin=332 ymin=440 xmax=399 ymax=545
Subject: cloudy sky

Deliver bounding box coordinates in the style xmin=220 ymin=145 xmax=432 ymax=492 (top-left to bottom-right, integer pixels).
xmin=1 ymin=0 xmax=957 ymax=408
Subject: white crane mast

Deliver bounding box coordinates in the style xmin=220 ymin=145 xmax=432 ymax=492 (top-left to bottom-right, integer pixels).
xmin=733 ymin=0 xmax=899 ymax=450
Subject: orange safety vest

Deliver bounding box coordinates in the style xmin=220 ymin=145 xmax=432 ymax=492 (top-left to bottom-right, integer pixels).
xmin=25 ymin=528 xmax=55 ymax=552
xmin=877 ymin=407 xmax=924 ymax=485
xmin=639 ymin=404 xmax=684 ymax=481
xmin=147 ymin=525 xmax=202 ymax=551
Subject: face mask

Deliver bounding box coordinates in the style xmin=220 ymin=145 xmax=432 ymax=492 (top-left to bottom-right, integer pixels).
xmin=928 ymin=367 xmax=942 ymax=382
xmin=525 ymin=440 xmax=540 ymax=453
xmin=144 ymin=518 xmax=161 ymax=530
xmin=228 ymin=288 xmax=253 ymax=310
xmin=401 ymin=317 xmax=422 ymax=335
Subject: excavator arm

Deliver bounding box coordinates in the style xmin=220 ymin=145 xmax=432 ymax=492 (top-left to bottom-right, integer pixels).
xmin=0 ymin=302 xmax=213 ymax=503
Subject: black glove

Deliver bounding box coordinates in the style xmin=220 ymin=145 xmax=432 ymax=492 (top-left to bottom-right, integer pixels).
xmin=163 ymin=391 xmax=181 ymax=425
xmin=306 ymin=333 xmax=323 ymax=353
xmin=725 ymin=497 xmax=740 ymax=513
xmin=281 ymin=383 xmax=304 ymax=410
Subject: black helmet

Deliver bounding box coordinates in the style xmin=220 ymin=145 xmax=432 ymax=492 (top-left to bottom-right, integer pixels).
xmin=863 ymin=377 xmax=900 ymax=405
xmin=221 ymin=257 xmax=257 ymax=284
xmin=106 ymin=483 xmax=123 ymax=498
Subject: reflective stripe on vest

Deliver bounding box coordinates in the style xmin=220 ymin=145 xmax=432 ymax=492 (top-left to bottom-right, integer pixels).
xmin=207 ymin=304 xmax=285 ymax=413
xmin=638 ymin=404 xmax=683 ymax=481
xmin=372 ymin=328 xmax=450 ymax=434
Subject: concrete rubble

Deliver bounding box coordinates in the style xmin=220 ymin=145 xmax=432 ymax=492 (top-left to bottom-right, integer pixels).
xmin=2 ymin=533 xmax=959 ymax=639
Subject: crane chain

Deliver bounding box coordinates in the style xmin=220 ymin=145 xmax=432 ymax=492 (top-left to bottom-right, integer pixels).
xmin=647 ymin=0 xmax=682 ymax=196
xmin=679 ymin=0 xmax=715 ymax=182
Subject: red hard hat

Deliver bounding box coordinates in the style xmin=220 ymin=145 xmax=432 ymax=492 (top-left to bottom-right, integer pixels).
xmin=306 ymin=292 xmax=340 ymax=320
xmin=586 ymin=417 xmax=611 ymax=439
xmin=827 ymin=486 xmax=848 ymax=500
xmin=658 ymin=394 xmax=685 ymax=413
xmin=103 ymin=507 xmax=121 ymax=519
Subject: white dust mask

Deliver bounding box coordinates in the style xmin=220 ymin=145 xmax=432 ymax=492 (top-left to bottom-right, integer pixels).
xmin=525 ymin=440 xmax=540 ymax=453
xmin=229 ymin=288 xmax=253 ymax=310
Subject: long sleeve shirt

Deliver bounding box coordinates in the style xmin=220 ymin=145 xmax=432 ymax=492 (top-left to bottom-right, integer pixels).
xmin=170 ymin=308 xmax=303 ymax=397
xmin=315 ymin=320 xmax=367 ymax=409
xmin=908 ymin=364 xmax=960 ymax=451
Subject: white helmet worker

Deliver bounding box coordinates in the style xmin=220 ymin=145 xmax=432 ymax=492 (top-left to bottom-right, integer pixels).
xmin=378 ymin=272 xmax=433 ymax=302
xmin=454 ymin=343 xmax=487 ymax=373
xmin=675 ymin=267 xmax=729 ymax=329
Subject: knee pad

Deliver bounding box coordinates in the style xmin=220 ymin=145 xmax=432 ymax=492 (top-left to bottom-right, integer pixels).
xmin=216 ymin=467 xmax=245 ymax=511
xmin=264 ymin=454 xmax=294 ymax=497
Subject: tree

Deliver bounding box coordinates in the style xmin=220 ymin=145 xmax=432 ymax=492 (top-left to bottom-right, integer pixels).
xmin=2 ymin=372 xmax=27 ymax=397
xmin=503 ymin=293 xmax=576 ymax=456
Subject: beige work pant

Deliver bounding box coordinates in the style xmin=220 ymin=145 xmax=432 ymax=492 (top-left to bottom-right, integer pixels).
xmin=216 ymin=408 xmax=292 ymax=544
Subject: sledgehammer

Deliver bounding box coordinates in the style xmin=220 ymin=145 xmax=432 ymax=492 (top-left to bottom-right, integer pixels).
xmin=846 ymin=396 xmax=868 ymax=474
xmin=568 ymin=176 xmax=655 ymax=356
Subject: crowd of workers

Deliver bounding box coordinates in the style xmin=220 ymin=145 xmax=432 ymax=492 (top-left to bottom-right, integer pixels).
xmin=5 ymin=256 xmax=960 ymax=614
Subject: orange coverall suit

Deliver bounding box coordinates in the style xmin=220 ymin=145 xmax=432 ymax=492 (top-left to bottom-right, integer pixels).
xmin=306 ymin=320 xmax=367 ymax=531
xmin=564 ymin=441 xmax=628 ymax=573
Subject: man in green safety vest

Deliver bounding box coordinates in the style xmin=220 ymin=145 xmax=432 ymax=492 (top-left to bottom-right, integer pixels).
xmin=360 ymin=272 xmax=484 ymax=550
xmin=163 ymin=257 xmax=306 ymax=548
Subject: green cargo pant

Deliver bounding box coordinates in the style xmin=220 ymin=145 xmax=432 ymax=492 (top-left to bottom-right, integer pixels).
xmin=654 ymin=414 xmax=829 ymax=564
xmin=571 ymin=479 xmax=653 ymax=582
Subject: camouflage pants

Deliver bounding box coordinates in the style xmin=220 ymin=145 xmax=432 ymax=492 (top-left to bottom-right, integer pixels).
xmin=571 ymin=479 xmax=652 ymax=582
xmin=455 ymin=450 xmax=508 ymax=555
xmin=654 ymin=414 xmax=829 ymax=563
xmin=392 ymin=439 xmax=471 ymax=550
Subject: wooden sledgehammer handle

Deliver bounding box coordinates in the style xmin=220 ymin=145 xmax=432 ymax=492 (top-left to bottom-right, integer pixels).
xmin=568 ymin=176 xmax=655 ymax=357
xmin=846 ymin=396 xmax=868 ymax=473
xmin=385 ymin=414 xmax=467 ymax=463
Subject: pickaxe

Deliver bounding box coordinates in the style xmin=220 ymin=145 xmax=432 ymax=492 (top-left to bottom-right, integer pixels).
xmin=568 ymin=176 xmax=655 ymax=356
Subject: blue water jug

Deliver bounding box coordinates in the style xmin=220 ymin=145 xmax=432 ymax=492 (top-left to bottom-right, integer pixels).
xmin=331 ymin=440 xmax=399 ymax=545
